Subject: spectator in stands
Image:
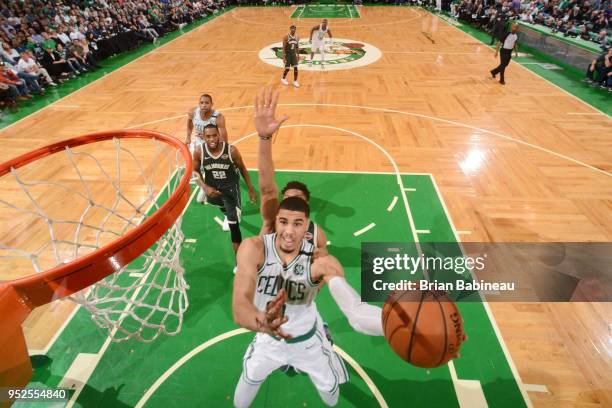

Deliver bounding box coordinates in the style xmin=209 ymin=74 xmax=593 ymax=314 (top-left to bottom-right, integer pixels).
xmin=0 ymin=61 xmax=32 ymax=100
xmin=40 ymin=45 xmax=73 ymax=81
xmin=586 ymin=47 xmax=612 ymax=85
xmin=17 ymin=51 xmax=57 ymax=87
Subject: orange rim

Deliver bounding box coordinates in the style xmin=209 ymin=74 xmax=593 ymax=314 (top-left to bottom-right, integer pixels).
xmin=0 ymin=129 xmax=192 ymax=308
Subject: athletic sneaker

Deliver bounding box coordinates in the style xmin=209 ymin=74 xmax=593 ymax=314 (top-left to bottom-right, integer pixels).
xmin=293 ymin=81 xmax=300 ymax=88
xmin=197 ymin=189 xmax=206 ymax=204
xmin=222 ymin=216 xmax=230 ymax=231
xmin=281 ymin=78 xmax=289 ymax=85
xmin=321 ymin=63 xmax=325 ymax=70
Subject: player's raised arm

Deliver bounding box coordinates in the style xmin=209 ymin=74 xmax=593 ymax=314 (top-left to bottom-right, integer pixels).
xmin=216 ymin=112 xmax=229 ymax=143
xmin=254 ymin=88 xmax=289 ymax=232
xmin=232 ymin=237 xmax=291 ymax=339
xmin=186 ymin=109 xmax=195 ymax=145
xmin=230 ymin=145 xmax=257 ymax=204
xmin=312 ymin=254 xmax=383 ymax=336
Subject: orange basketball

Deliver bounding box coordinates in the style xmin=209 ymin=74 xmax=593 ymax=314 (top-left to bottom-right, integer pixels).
xmin=382 ymin=290 xmax=466 ymax=368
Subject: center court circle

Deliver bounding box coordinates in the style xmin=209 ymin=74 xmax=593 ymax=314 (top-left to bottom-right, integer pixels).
xmin=258 ymin=38 xmax=382 ymax=71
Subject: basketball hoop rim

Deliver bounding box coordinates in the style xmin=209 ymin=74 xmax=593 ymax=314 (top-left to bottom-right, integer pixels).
xmin=0 ymin=129 xmax=193 ymax=308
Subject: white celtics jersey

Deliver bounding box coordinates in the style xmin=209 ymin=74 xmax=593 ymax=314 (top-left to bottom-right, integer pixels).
xmin=254 ymin=233 xmax=320 ymax=336
xmin=314 ymin=25 xmax=328 ymax=42
xmin=192 ymin=108 xmax=219 ymax=135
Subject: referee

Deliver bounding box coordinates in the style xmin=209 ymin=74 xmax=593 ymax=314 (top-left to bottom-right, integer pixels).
xmin=490 ymin=23 xmax=519 ymax=85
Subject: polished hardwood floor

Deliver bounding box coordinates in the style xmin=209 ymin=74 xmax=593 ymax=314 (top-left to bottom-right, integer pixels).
xmin=1 ymin=6 xmax=610 ymax=407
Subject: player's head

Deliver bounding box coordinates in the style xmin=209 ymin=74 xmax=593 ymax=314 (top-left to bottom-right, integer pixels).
xmin=281 ymin=181 xmax=310 ymax=203
xmin=276 ymin=197 xmax=310 ymax=253
xmin=321 ymin=19 xmax=328 ymax=29
xmin=203 ymin=124 xmax=221 ymax=149
xmin=199 ymin=93 xmax=213 ymax=113
xmin=511 ymin=23 xmax=519 ymax=33
xmin=290 ymin=25 xmax=296 ymax=35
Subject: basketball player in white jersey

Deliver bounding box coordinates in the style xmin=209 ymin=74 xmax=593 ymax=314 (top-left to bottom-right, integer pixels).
xmin=309 ymin=19 xmax=332 ymax=69
xmin=185 ymin=93 xmax=229 ymax=146
xmin=232 ymin=89 xmax=383 ymax=407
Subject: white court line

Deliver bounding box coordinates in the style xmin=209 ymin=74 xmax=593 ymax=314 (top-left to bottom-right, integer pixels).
xmin=184 ymin=238 xmax=197 ymax=243
xmin=353 ymin=223 xmax=376 ymax=237
xmin=567 ymin=112 xmax=606 ymax=116
xmin=429 ymin=174 xmax=533 ymax=407
xmin=135 ymin=329 xmax=389 ymax=408
xmin=524 ymin=384 xmax=550 ymax=393
xmin=213 ymin=216 xmax=224 ymax=227
xmin=333 ymin=345 xmax=389 ymax=408
xmin=140 ymin=102 xmax=610 ymax=178
xmin=129 ymin=272 xmax=145 ymax=278
xmin=387 ymin=196 xmax=398 ymax=212
xmin=456 ymin=230 xmax=472 ymax=235
xmin=404 ymin=188 xmax=416 ymax=192
xmin=415 ymin=229 xmax=430 ymax=234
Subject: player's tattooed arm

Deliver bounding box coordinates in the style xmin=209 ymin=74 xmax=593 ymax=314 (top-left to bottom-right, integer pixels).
xmin=230 ymin=145 xmax=257 ymax=204
xmin=216 ymin=113 xmax=229 ymax=143
xmin=192 ymin=145 xmax=220 ymax=197
xmin=185 ymin=109 xmax=194 ymax=145
xmin=233 ymin=238 xmax=291 ymax=339
xmin=254 ymin=88 xmax=289 ymax=232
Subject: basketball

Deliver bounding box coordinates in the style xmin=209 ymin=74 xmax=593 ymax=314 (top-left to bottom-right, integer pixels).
xmin=382 ymin=290 xmax=466 ymax=368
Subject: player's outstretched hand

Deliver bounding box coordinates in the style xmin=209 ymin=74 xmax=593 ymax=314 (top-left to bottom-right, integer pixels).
xmin=258 ymin=288 xmax=292 ymax=339
xmin=248 ymin=187 xmax=258 ymax=205
xmin=253 ymin=87 xmax=289 ymax=139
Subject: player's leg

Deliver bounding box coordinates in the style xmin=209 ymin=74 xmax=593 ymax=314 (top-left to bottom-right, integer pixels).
xmin=289 ymin=323 xmax=348 ymax=407
xmin=235 ymin=335 xmax=287 ymax=407
xmin=221 ymin=186 xmax=242 ymax=253
xmin=319 ymin=43 xmax=326 ymax=68
xmin=291 ymin=53 xmax=300 ymax=87
xmin=281 ymin=59 xmax=290 ymax=85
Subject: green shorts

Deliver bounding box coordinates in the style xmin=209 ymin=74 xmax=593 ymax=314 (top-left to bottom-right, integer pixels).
xmin=284 ymin=52 xmax=299 ymax=67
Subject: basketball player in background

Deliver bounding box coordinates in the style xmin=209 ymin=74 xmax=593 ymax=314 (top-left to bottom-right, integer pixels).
xmin=309 ymin=19 xmax=332 ymax=69
xmin=281 ymin=25 xmax=300 ymax=88
xmin=232 ymin=89 xmax=383 ymax=408
xmin=193 ymin=124 xmax=257 ymax=254
xmin=185 ymin=93 xmax=229 ymax=146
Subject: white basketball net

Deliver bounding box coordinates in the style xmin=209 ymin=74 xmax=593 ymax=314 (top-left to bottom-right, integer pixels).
xmin=0 ymin=136 xmax=189 ymax=343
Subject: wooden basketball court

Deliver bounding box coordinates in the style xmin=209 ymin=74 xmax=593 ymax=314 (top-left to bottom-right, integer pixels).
xmin=1 ymin=6 xmax=610 ymax=407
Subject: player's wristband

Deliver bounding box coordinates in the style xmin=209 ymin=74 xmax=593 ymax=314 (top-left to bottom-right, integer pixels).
xmin=259 ymin=134 xmax=273 ymax=140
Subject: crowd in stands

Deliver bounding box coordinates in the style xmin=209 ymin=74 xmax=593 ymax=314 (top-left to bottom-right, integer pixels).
xmin=1 ymin=0 xmax=229 ymax=111
xmin=451 ymin=0 xmax=610 ymax=46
